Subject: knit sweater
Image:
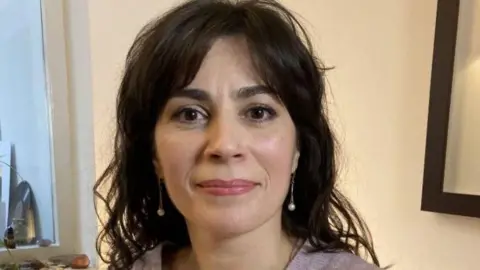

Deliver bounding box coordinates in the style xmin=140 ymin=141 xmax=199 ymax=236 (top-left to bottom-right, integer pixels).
xmin=132 ymin=244 xmax=380 ymax=270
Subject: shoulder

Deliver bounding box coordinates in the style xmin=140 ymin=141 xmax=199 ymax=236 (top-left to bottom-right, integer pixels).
xmin=290 ymin=247 xmax=380 ymax=270
xmin=132 ymin=244 xmax=163 ymax=270
xmin=321 ymin=252 xmax=380 ymax=270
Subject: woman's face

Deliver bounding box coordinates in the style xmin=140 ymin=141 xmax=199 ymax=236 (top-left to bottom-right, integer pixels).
xmin=154 ymin=37 xmax=299 ymax=236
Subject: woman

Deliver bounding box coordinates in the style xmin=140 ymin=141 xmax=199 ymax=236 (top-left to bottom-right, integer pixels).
xmin=94 ymin=0 xmax=383 ymax=269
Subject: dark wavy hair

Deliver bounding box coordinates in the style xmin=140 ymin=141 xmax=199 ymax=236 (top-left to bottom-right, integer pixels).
xmin=94 ymin=0 xmax=381 ymax=269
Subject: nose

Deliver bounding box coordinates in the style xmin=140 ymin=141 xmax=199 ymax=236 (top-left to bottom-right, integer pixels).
xmin=204 ymin=116 xmax=245 ymax=162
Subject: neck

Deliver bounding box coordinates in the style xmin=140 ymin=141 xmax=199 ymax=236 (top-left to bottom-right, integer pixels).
xmin=176 ymin=213 xmax=295 ymax=270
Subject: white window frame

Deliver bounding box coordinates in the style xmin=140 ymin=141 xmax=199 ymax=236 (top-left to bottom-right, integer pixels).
xmin=0 ymin=0 xmax=96 ymax=263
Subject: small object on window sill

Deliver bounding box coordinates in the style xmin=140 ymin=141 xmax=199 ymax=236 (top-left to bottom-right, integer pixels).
xmin=48 ymin=254 xmax=90 ymax=269
xmin=71 ymin=254 xmax=90 ymax=269
xmin=3 ymin=224 xmax=16 ymax=249
xmin=37 ymin=238 xmax=52 ymax=247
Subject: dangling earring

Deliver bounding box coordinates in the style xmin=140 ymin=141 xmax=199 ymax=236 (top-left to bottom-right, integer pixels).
xmin=157 ymin=181 xmax=165 ymax=216
xmin=288 ymin=173 xmax=296 ymax=211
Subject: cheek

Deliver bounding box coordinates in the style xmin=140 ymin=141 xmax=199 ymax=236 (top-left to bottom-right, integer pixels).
xmin=251 ymin=130 xmax=296 ymax=189
xmin=154 ymin=128 xmax=198 ymax=185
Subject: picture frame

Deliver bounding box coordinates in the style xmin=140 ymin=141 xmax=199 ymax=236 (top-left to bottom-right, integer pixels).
xmin=421 ymin=0 xmax=480 ymax=218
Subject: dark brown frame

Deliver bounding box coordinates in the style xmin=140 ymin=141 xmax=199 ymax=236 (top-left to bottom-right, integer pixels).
xmin=421 ymin=0 xmax=480 ymax=218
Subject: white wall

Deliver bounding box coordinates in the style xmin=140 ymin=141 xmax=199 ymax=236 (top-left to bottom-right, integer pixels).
xmin=63 ymin=0 xmax=97 ymax=262
xmin=69 ymin=0 xmax=480 ymax=269
xmin=0 ymin=0 xmax=54 ymax=242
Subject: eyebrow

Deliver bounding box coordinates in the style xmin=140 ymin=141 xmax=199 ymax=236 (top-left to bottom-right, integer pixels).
xmin=170 ymin=85 xmax=276 ymax=102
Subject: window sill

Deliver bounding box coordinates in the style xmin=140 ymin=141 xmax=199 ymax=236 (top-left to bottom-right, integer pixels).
xmin=0 ymin=244 xmax=95 ymax=268
xmin=1 ymin=243 xmax=53 ymax=251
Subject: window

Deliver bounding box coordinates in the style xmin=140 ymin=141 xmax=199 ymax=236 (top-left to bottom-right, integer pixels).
xmin=0 ymin=0 xmax=55 ymax=245
xmin=0 ymin=0 xmax=82 ymax=262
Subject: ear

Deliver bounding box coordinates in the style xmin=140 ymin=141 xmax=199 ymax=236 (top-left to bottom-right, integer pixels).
xmin=153 ymin=159 xmax=164 ymax=180
xmin=291 ymin=149 xmax=300 ymax=174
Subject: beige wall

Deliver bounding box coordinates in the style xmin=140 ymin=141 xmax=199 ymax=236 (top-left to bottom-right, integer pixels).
xmin=69 ymin=0 xmax=480 ymax=269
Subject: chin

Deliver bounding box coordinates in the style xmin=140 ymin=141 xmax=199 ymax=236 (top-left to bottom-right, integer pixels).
xmin=193 ymin=206 xmax=265 ymax=237
xmin=205 ymin=219 xmax=259 ymax=238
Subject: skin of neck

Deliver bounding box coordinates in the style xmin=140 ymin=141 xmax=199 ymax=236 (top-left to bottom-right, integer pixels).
xmin=173 ymin=210 xmax=295 ymax=270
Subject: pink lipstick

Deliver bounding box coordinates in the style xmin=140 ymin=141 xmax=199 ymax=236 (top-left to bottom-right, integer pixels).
xmin=197 ymin=179 xmax=257 ymax=196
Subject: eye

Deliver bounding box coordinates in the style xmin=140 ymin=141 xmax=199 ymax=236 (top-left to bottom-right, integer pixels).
xmin=245 ymin=105 xmax=277 ymax=122
xmin=172 ymin=106 xmax=208 ymax=124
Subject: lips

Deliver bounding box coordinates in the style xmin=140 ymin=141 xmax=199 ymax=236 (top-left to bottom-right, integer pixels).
xmin=196 ymin=179 xmax=258 ymax=196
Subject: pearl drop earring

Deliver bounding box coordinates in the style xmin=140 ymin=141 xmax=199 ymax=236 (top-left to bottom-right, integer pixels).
xmin=288 ymin=173 xmax=296 ymax=211
xmin=157 ymin=181 xmax=165 ymax=216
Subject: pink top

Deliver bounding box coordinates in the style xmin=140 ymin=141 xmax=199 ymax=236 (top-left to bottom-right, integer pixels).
xmin=132 ymin=244 xmax=380 ymax=269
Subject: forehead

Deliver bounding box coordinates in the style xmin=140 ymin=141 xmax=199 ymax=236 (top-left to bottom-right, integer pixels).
xmin=186 ymin=37 xmax=262 ymax=92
